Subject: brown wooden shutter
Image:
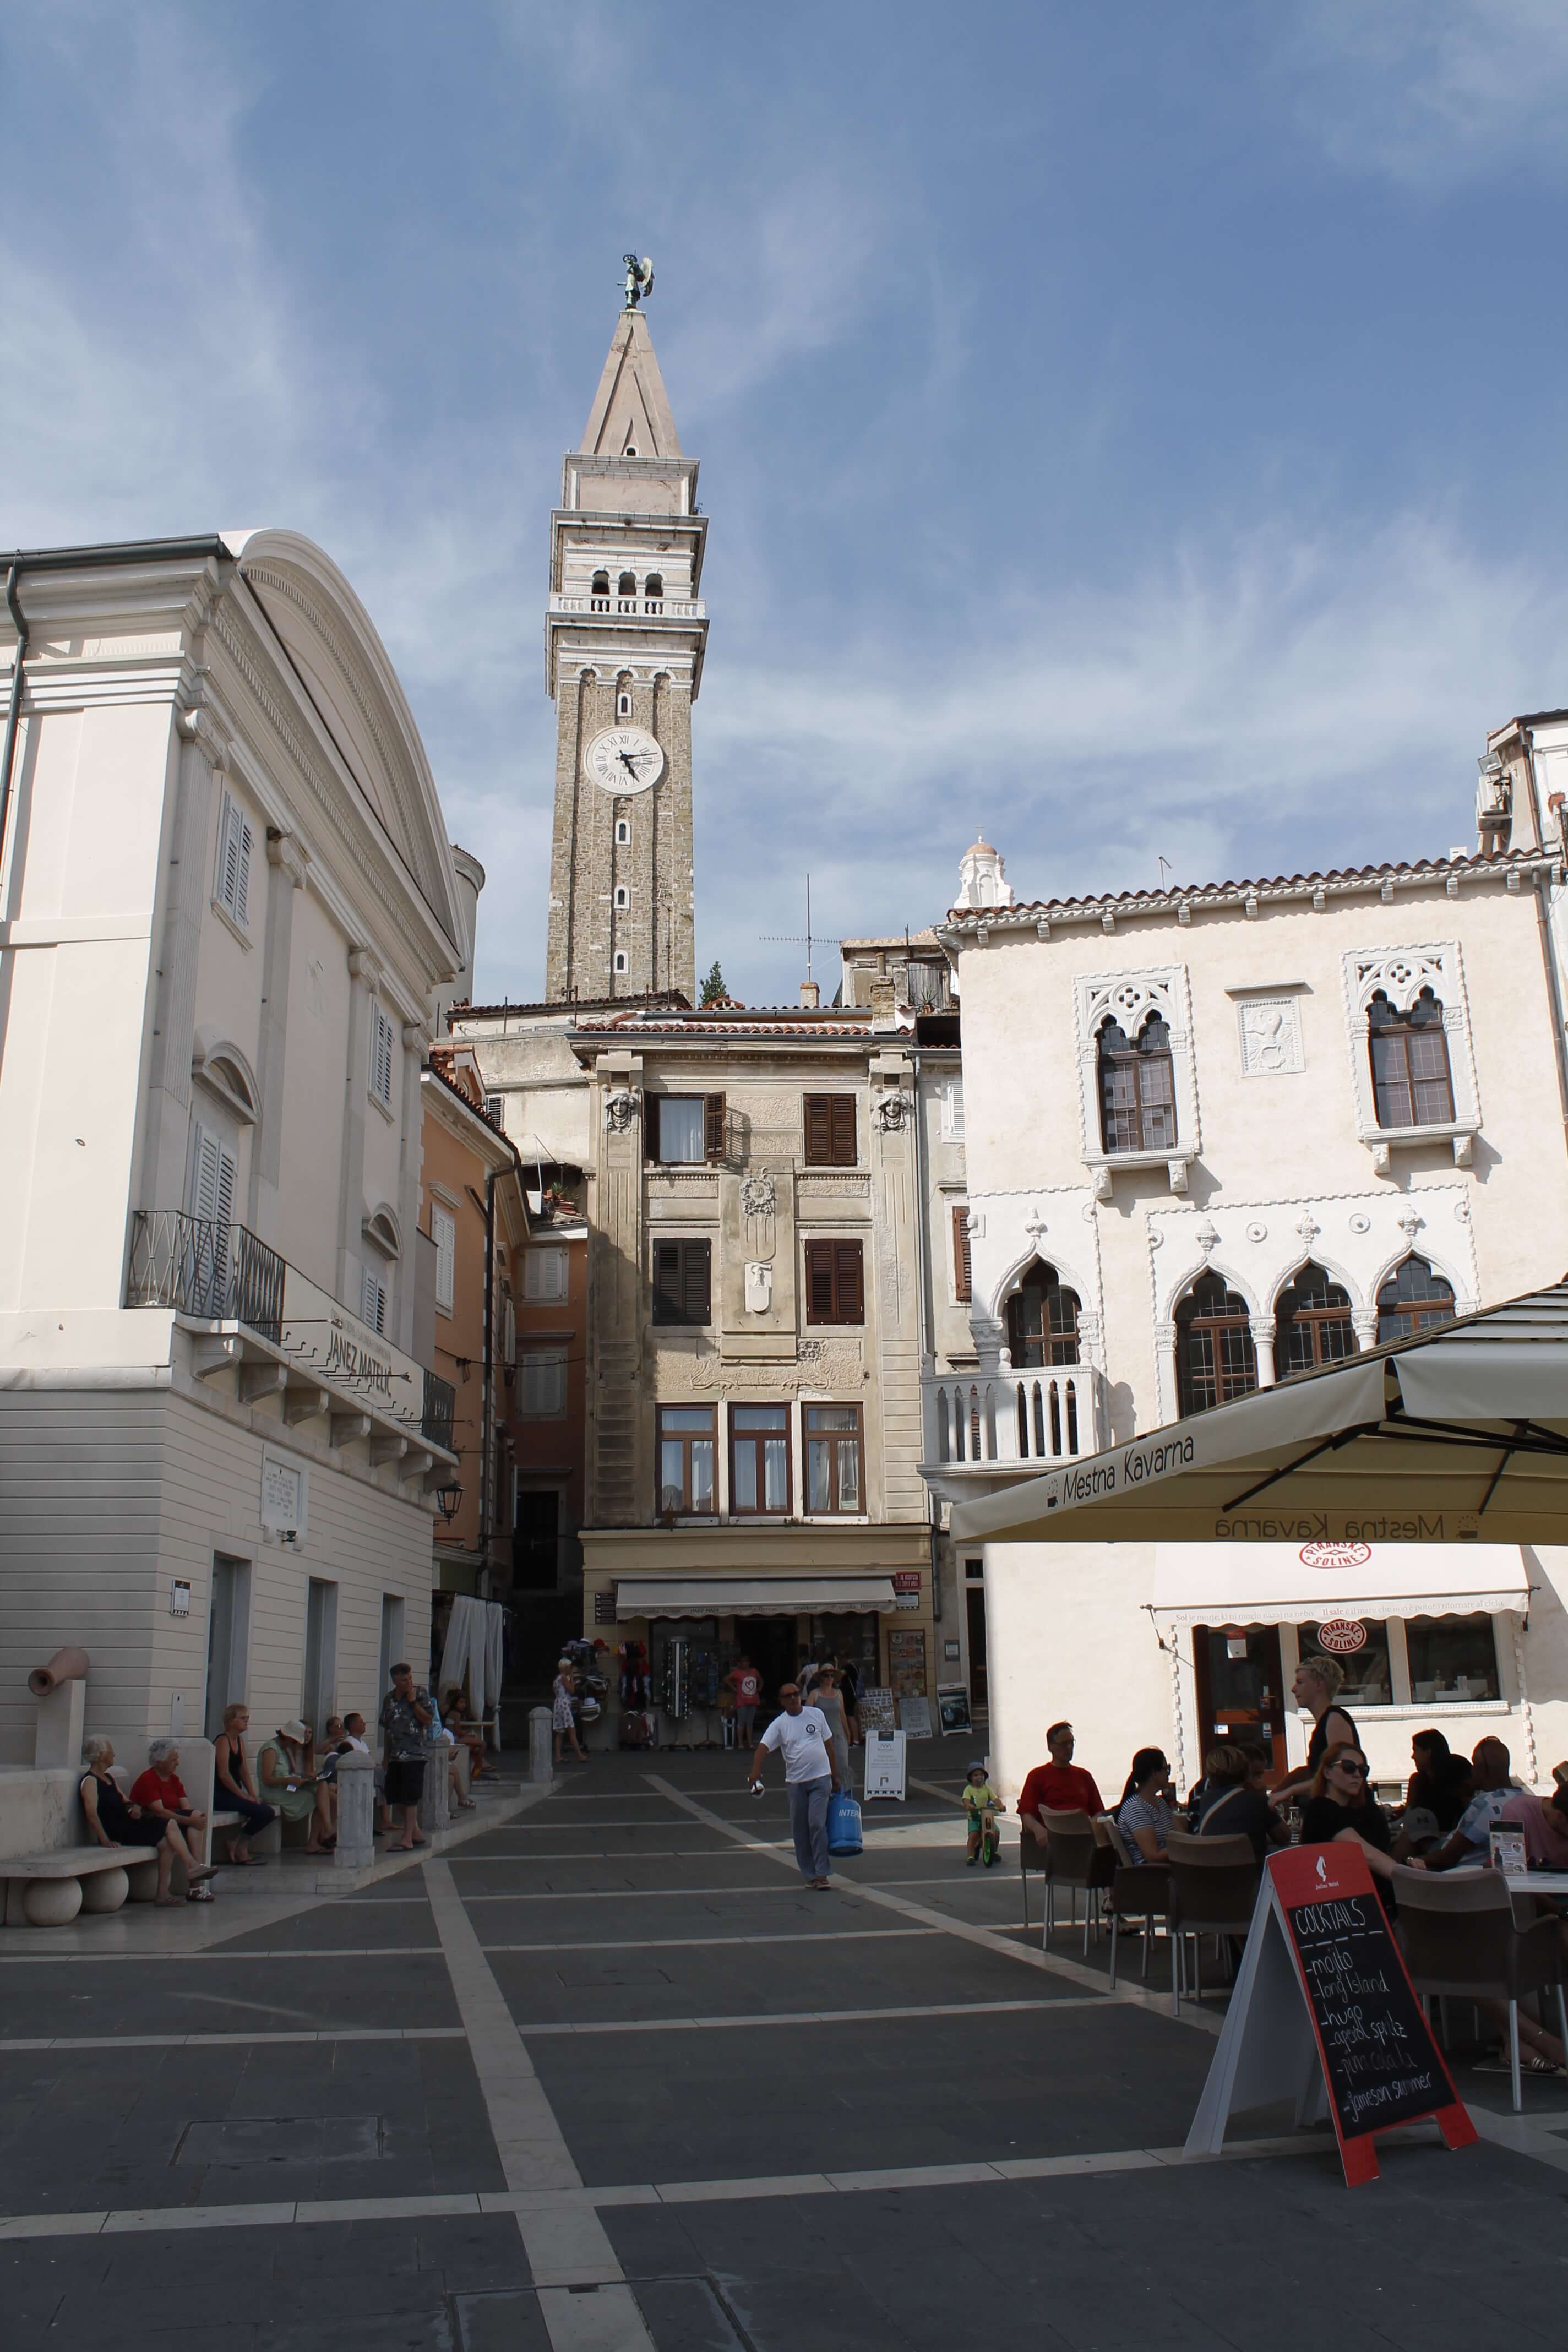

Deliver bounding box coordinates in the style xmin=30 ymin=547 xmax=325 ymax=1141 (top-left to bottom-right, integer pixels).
xmin=652 ymin=1239 xmax=680 ymax=1322
xmin=643 ymin=1095 xmax=656 ymax=1162
xmin=834 ymin=1240 xmax=864 ymax=1323
xmin=830 ymin=1096 xmax=857 ymax=1166
xmin=952 ymin=1207 xmax=972 ymax=1302
xmin=803 ymin=1095 xmax=832 ymax=1165
xmin=704 ymin=1093 xmax=726 ymax=1162
xmin=683 ymin=1240 xmax=712 ymax=1324
xmin=804 ymin=1240 xmax=835 ymax=1324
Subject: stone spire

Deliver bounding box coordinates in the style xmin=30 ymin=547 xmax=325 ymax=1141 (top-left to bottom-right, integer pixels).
xmin=578 ymin=309 xmax=682 ymax=462
xmin=954 ymin=835 xmax=1013 ymax=912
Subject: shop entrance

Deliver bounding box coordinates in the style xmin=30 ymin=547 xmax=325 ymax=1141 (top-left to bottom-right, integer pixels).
xmin=1192 ymin=1624 xmax=1288 ymax=1781
xmin=734 ymin=1615 xmax=800 ymax=1708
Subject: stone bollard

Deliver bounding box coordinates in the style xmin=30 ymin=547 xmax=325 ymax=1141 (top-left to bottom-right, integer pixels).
xmin=333 ymin=1751 xmax=377 ymax=1871
xmin=529 ymin=1706 xmax=553 ymax=1783
xmin=420 ymin=1736 xmax=452 ymax=1838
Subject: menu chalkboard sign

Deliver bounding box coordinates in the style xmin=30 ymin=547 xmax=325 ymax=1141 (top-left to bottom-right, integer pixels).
xmin=1186 ymin=1843 xmax=1477 ymax=2186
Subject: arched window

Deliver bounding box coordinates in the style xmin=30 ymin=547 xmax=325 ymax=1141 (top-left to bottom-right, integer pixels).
xmin=1369 ymin=989 xmax=1454 ymax=1128
xmin=613 ymin=884 xmax=629 ymax=910
xmin=1176 ymin=1273 xmax=1256 ymax=1415
xmin=618 ymin=571 xmax=638 ymax=597
xmin=612 ymin=950 xmax=629 ymax=976
xmin=1274 ymin=1262 xmax=1357 ymax=1375
xmin=1098 ymin=1014 xmax=1177 ymax=1152
xmin=590 ymin=570 xmax=610 ymax=596
xmin=644 ymin=573 xmax=664 ymax=602
xmin=1004 ymin=1260 xmax=1080 ymax=1367
xmin=1376 ymin=1255 xmax=1456 ymax=1343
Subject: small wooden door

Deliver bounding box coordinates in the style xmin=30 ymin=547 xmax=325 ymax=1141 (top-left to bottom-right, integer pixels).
xmin=966 ymin=1586 xmax=988 ymax=1707
xmin=1192 ymin=1624 xmax=1287 ymax=1781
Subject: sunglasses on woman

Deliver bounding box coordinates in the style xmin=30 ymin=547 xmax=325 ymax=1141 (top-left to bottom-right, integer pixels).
xmin=1332 ymin=1759 xmax=1368 ymax=1779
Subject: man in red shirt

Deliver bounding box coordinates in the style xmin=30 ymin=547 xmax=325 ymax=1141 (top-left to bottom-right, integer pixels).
xmin=1017 ymin=1722 xmax=1104 ymax=1849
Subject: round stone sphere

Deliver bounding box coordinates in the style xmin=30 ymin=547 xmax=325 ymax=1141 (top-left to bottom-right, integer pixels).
xmin=24 ymin=1876 xmax=83 ymax=1927
xmin=80 ymin=1867 xmax=129 ymax=1914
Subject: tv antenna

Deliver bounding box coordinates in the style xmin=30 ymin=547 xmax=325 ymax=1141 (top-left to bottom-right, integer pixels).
xmin=1157 ymin=855 xmax=1173 ymax=891
xmin=760 ymin=874 xmax=830 ymax=986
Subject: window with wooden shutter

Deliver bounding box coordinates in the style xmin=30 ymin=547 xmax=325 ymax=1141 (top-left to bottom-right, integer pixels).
xmin=432 ymin=1205 xmax=456 ymax=1315
xmin=650 ymin=1097 xmax=704 ymax=1162
xmin=520 ymin=1346 xmax=567 ymax=1416
xmin=952 ymin=1207 xmax=972 ymax=1302
xmin=369 ymin=1002 xmax=395 ymax=1108
xmin=215 ymin=789 xmax=254 ymax=930
xmin=652 ymin=1238 xmax=711 ymax=1326
xmin=361 ymin=1266 xmax=388 ymax=1335
xmin=523 ymin=1246 xmax=569 ymax=1302
xmin=704 ymin=1093 xmax=727 ymax=1162
xmin=803 ymin=1094 xmax=857 ymax=1167
xmin=188 ymin=1122 xmax=237 ymax=1314
xmin=803 ymin=1239 xmax=864 ymax=1325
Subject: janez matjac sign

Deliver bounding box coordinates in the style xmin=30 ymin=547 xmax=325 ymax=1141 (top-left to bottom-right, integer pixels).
xmin=1186 ymin=1843 xmax=1476 ymax=2187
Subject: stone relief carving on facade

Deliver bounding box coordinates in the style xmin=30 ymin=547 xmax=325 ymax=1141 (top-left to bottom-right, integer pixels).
xmin=874 ymin=1093 xmax=912 ymax=1134
xmin=660 ymin=1336 xmax=863 ymax=1394
xmin=741 ymin=1174 xmax=776 ymax=1219
xmin=744 ymin=1260 xmax=773 ymax=1313
xmin=604 ymin=1087 xmax=641 ymax=1133
xmin=1237 ymin=996 xmax=1304 ymax=1077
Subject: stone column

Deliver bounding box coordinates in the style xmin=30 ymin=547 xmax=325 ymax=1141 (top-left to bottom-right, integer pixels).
xmin=394 ymin=1021 xmax=429 ymax=1354
xmin=420 ymin=1736 xmax=452 ymax=1837
xmin=1250 ymin=1322 xmax=1276 ymax=1389
xmin=529 ymin=1706 xmax=554 ymax=1783
xmin=139 ymin=706 xmax=227 ymax=1210
xmin=251 ymin=830 xmax=310 ymax=1240
xmin=333 ymin=1750 xmax=377 ymax=1870
xmin=335 ymin=948 xmax=380 ymax=1306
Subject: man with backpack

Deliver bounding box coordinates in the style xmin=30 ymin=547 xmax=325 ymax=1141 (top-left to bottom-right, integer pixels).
xmin=747 ymin=1680 xmax=841 ymax=1890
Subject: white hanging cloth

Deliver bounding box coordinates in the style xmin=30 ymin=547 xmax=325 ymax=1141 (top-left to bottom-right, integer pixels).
xmin=438 ymin=1594 xmax=486 ymax=1717
xmin=483 ymin=1602 xmax=505 ymax=1724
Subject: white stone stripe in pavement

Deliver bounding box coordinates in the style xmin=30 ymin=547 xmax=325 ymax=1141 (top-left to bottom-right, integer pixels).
xmin=0 ymin=2129 xmax=1382 ymax=2241
xmin=450 ymin=1876 xmax=1030 ymax=1902
xmin=481 ymin=1928 xmax=941 ymax=1954
xmin=0 ymin=2028 xmax=466 ymax=2051
xmin=0 ymin=1946 xmax=444 ymax=1963
xmin=423 ymin=1858 xmax=658 ymax=2352
xmin=500 ymin=1995 xmax=1103 ymax=2037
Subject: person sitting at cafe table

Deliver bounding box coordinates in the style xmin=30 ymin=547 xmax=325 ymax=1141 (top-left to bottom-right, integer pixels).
xmin=1393 ymin=1726 xmax=1473 ymax=1858
xmin=1270 ymin=1654 xmax=1358 ymax=1803
xmin=1498 ymin=1764 xmax=1568 ymax=1877
xmin=1117 ymin=1747 xmax=1177 ymax=1863
xmin=1017 ymin=1722 xmax=1105 ymax=1850
xmin=1418 ymin=1737 xmax=1513 ymax=1872
xmin=1192 ymin=1743 xmax=1288 ymax=1863
xmin=1298 ymin=1742 xmax=1425 ymax=1912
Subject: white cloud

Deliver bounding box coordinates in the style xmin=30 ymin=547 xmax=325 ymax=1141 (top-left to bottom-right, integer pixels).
xmin=1281 ymin=0 xmax=1568 ymax=189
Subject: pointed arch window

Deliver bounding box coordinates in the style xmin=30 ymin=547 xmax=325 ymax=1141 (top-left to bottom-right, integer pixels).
xmin=1098 ymin=1014 xmax=1177 ymax=1152
xmin=1376 ymin=1255 xmax=1456 ymax=1343
xmin=1369 ymin=989 xmax=1454 ymax=1129
xmin=1176 ymin=1273 xmax=1257 ymax=1415
xmin=1274 ymin=1262 xmax=1357 ymax=1375
xmin=1004 ymin=1260 xmax=1081 ymax=1367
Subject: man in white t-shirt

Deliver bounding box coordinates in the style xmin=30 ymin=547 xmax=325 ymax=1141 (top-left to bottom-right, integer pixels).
xmin=749 ymin=1682 xmax=841 ymax=1889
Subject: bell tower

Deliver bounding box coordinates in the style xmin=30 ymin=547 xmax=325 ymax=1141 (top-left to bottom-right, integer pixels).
xmin=543 ymin=275 xmax=707 ymax=1002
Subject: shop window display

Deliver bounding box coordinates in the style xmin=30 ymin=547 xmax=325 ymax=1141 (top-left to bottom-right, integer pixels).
xmin=1405 ymin=1614 xmax=1501 ymax=1704
xmin=1298 ymin=1620 xmax=1391 ymax=1707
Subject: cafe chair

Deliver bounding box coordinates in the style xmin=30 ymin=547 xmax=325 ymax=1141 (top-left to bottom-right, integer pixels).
xmin=1096 ymin=1812 xmax=1170 ymax=1990
xmin=1396 ymin=1871 xmax=1568 ymax=2115
xmin=1019 ymin=1820 xmax=1049 ymax=1934
xmin=1164 ymin=1830 xmax=1261 ymax=2019
xmin=1038 ymin=1807 xmax=1115 ymax=1957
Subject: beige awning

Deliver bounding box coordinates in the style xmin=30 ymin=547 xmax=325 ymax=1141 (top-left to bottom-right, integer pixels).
xmin=950 ymin=1282 xmax=1568 ymax=1548
xmin=616 ymin=1575 xmax=899 ymax=1619
xmin=1150 ymin=1542 xmax=1528 ymax=1627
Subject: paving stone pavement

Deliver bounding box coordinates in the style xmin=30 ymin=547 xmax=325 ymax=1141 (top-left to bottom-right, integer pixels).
xmin=3 ymin=1744 xmax=1567 ymax=2348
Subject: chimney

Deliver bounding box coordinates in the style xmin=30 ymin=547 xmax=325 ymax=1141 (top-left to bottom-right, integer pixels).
xmin=799 ymin=979 xmax=820 ymax=1008
xmin=870 ymin=974 xmax=897 ymax=1024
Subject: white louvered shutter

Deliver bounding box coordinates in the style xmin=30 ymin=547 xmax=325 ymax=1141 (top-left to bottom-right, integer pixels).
xmin=433 ymin=1206 xmax=456 ymax=1313
xmin=369 ymin=1004 xmax=395 ymax=1106
xmin=361 ymin=1267 xmax=387 ymax=1333
xmin=232 ymin=803 xmax=253 ymax=928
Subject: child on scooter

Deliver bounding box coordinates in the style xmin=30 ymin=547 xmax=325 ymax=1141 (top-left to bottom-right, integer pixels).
xmin=962 ymin=1762 xmax=1005 ymax=1866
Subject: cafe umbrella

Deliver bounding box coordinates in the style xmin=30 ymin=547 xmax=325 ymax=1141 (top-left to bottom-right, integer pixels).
xmin=949 ymin=1280 xmax=1568 ymax=1553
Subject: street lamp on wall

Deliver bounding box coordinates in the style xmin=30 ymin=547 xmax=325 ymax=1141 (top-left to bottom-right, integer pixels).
xmin=435 ymin=1481 xmax=464 ymax=1525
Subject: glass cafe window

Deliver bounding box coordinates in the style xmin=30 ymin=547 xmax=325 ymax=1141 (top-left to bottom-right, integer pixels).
xmin=1298 ymin=1620 xmax=1392 ymax=1708
xmin=1406 ymin=1614 xmax=1502 ymax=1705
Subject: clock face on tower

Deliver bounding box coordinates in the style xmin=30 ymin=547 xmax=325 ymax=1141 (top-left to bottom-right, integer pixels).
xmin=584 ymin=724 xmax=666 ymax=796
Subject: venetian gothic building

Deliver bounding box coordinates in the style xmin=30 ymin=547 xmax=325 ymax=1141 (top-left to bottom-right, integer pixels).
xmin=543 ymin=303 xmax=707 ymax=1004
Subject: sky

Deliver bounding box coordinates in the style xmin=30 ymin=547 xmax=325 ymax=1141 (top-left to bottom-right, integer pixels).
xmin=6 ymin=1 xmax=1568 ymax=1006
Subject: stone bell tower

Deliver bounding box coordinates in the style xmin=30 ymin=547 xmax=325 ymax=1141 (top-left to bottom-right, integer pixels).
xmin=543 ymin=281 xmax=707 ymax=1002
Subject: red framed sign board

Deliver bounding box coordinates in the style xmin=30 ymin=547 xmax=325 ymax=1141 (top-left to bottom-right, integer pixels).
xmin=1185 ymin=1844 xmax=1478 ymax=2186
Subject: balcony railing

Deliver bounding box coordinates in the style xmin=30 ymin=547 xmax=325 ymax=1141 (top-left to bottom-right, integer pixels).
xmin=422 ymin=1370 xmax=456 ymax=1453
xmin=550 ymin=593 xmax=705 ymax=620
xmin=924 ymin=1365 xmax=1108 ymax=1471
xmin=126 ymin=1212 xmax=285 ymax=1343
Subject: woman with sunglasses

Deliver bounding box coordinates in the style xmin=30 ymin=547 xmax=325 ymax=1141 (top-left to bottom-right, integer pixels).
xmin=1299 ymin=1742 xmax=1425 ymax=1912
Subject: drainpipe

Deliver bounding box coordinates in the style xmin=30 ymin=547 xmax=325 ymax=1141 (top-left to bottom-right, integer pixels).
xmin=0 ymin=563 xmax=28 ymax=889
xmin=478 ymin=1166 xmax=497 ymax=1597
xmin=908 ymin=1042 xmax=943 ymax=1628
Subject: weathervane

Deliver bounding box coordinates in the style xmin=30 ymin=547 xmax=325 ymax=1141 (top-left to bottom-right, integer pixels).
xmin=623 ymin=253 xmax=655 ymax=309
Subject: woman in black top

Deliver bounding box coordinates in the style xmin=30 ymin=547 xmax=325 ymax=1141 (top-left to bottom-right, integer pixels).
xmin=1298 ymin=1743 xmax=1423 ymax=1913
xmin=1404 ymin=1728 xmax=1472 ymax=1834
xmin=1273 ymin=1654 xmax=1358 ymax=1805
xmin=79 ymin=1735 xmax=215 ymax=1907
xmin=1193 ymin=1744 xmax=1286 ymax=1864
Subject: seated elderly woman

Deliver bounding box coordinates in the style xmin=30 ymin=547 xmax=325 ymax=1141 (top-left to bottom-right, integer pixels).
xmin=79 ymin=1735 xmax=216 ymax=1905
xmin=257 ymin=1719 xmax=335 ymax=1853
xmin=440 ymin=1687 xmax=486 ymax=1800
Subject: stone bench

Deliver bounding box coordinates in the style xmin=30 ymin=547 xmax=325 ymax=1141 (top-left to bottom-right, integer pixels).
xmin=1 ymin=1847 xmax=153 ymax=1926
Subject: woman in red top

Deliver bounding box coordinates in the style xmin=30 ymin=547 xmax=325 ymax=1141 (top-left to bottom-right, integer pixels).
xmin=724 ymin=1655 xmax=763 ymax=1746
xmin=130 ymin=1741 xmax=215 ymax=1901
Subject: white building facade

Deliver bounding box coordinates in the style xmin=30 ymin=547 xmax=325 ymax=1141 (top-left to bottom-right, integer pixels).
xmin=935 ymin=821 xmax=1568 ymax=1807
xmin=0 ymin=532 xmax=462 ymax=1764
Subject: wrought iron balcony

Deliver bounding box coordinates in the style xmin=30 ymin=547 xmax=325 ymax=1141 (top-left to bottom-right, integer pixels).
xmin=422 ymin=1370 xmax=456 ymax=1453
xmin=126 ymin=1212 xmax=285 ymax=1343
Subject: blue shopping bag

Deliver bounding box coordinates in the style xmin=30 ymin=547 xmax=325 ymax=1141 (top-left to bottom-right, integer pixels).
xmin=826 ymin=1790 xmax=863 ymax=1855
